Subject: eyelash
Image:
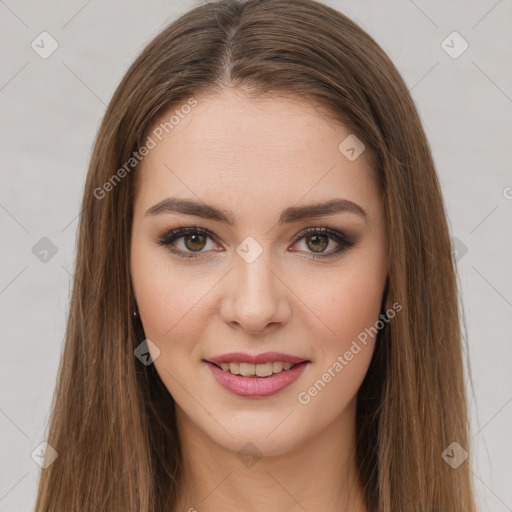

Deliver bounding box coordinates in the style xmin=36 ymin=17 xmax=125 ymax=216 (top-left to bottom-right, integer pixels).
xmin=156 ymin=223 xmax=357 ymax=261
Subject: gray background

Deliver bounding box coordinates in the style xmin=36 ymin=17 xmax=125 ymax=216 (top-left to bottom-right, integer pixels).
xmin=0 ymin=0 xmax=511 ymax=510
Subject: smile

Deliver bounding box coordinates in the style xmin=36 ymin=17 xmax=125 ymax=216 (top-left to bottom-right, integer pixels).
xmin=205 ymin=360 xmax=310 ymax=397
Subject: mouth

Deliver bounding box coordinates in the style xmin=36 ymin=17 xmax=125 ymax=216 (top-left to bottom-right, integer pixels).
xmin=206 ymin=360 xmax=308 ymax=377
xmin=204 ymin=359 xmax=310 ymax=397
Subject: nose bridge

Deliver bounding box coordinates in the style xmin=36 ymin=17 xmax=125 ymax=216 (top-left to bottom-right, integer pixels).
xmin=223 ymin=240 xmax=290 ymax=331
xmin=235 ymin=242 xmax=279 ymax=305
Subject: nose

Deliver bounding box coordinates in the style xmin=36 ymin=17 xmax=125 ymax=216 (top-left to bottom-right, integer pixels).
xmin=220 ymin=249 xmax=292 ymax=335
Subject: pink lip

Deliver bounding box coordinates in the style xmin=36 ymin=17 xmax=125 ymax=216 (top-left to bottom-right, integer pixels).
xmin=205 ymin=360 xmax=310 ymax=397
xmin=206 ymin=351 xmax=308 ymax=365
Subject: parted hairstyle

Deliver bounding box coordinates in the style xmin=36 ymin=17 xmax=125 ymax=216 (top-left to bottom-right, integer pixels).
xmin=34 ymin=0 xmax=476 ymax=510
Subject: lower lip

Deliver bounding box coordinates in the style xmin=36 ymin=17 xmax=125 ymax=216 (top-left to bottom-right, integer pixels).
xmin=206 ymin=361 xmax=309 ymax=397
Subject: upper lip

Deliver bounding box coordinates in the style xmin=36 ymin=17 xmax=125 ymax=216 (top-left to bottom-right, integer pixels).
xmin=206 ymin=351 xmax=309 ymax=365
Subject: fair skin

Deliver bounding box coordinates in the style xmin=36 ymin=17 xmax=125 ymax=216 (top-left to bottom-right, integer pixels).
xmin=130 ymin=87 xmax=388 ymax=512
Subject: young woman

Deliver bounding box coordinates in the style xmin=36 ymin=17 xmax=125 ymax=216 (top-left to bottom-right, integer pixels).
xmin=34 ymin=0 xmax=477 ymax=510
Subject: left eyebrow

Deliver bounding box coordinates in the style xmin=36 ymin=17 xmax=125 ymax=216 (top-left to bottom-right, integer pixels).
xmin=144 ymin=197 xmax=368 ymax=225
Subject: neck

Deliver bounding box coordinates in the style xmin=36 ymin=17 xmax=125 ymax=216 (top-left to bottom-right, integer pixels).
xmin=172 ymin=397 xmax=367 ymax=512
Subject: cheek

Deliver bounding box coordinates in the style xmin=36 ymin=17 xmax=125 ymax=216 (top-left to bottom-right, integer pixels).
xmin=294 ymin=250 xmax=386 ymax=403
xmin=304 ymin=257 xmax=386 ymax=351
xmin=294 ymin=269 xmax=384 ymax=422
xmin=130 ymin=241 xmax=218 ymax=350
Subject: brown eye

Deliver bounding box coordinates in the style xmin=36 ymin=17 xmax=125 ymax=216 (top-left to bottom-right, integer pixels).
xmin=157 ymin=226 xmax=219 ymax=259
xmin=291 ymin=227 xmax=356 ymax=259
xmin=183 ymin=233 xmax=208 ymax=252
xmin=304 ymin=234 xmax=329 ymax=253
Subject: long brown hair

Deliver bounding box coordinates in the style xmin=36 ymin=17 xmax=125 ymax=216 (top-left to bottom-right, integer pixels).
xmin=34 ymin=0 xmax=476 ymax=510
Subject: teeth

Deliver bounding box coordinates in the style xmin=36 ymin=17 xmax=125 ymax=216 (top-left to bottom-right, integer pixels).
xmin=220 ymin=362 xmax=230 ymax=372
xmin=272 ymin=361 xmax=283 ymax=372
xmin=239 ymin=363 xmax=255 ymax=376
xmin=216 ymin=361 xmax=299 ymax=376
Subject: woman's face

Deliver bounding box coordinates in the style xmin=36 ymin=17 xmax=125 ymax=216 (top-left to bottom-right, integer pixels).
xmin=130 ymin=88 xmax=388 ymax=456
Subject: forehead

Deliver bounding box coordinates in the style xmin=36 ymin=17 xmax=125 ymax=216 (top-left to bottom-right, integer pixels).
xmin=146 ymin=89 xmax=356 ymax=160
xmin=135 ymin=88 xmax=381 ymax=224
